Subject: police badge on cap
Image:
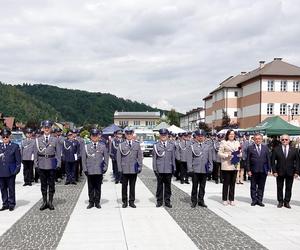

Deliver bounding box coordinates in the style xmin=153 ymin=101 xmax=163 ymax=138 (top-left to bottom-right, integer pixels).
xmin=159 ymin=128 xmax=169 ymax=135
xmin=1 ymin=128 xmax=11 ymax=137
xmin=41 ymin=120 xmax=53 ymax=128
xmin=90 ymin=128 xmax=100 ymax=136
xmin=124 ymin=128 xmax=134 ymax=134
xmin=194 ymin=129 xmax=206 ymax=136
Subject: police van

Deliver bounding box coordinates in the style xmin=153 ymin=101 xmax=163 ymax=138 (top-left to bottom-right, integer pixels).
xmin=134 ymin=128 xmax=156 ymax=157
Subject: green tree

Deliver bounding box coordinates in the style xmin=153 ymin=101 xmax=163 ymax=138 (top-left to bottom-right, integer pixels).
xmin=167 ymin=109 xmax=180 ymax=127
xmin=221 ymin=109 xmax=231 ymax=128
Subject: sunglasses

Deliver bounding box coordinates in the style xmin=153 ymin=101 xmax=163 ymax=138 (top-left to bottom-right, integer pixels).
xmin=281 ymin=139 xmax=289 ymax=141
xmin=2 ymin=136 xmax=9 ymax=139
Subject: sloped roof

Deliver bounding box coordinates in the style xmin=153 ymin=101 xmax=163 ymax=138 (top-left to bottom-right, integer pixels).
xmin=208 ymin=59 xmax=300 ymax=95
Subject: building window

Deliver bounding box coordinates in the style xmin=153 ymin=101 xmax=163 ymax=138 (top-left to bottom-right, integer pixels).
xmin=280 ymin=80 xmax=287 ymax=91
xmin=267 ymin=103 xmax=274 ymax=115
xmin=292 ymin=104 xmax=299 ymax=115
xmin=293 ymin=81 xmax=299 ymax=92
xmin=280 ymin=103 xmax=287 ymax=115
xmin=133 ymin=120 xmax=140 ymax=126
xmin=267 ymin=80 xmax=274 ymax=91
xmin=234 ymin=111 xmax=238 ymax=117
xmin=234 ymin=91 xmax=238 ymax=97
xmin=145 ymin=121 xmax=155 ymax=126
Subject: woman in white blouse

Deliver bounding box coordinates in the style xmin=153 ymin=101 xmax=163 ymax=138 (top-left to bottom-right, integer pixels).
xmin=218 ymin=130 xmax=241 ymax=206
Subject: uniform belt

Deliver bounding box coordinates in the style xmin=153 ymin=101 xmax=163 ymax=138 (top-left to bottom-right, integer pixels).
xmin=38 ymin=154 xmax=55 ymax=158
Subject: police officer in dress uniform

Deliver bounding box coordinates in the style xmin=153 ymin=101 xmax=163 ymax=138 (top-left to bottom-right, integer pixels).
xmin=174 ymin=133 xmax=182 ymax=181
xmin=153 ymin=128 xmax=176 ymax=208
xmin=176 ymin=132 xmax=191 ymax=184
xmin=63 ymin=129 xmax=80 ymax=185
xmin=21 ymin=128 xmax=35 ymax=186
xmin=34 ymin=120 xmax=62 ymax=211
xmin=110 ymin=129 xmax=123 ymax=184
xmin=54 ymin=128 xmax=65 ymax=182
xmin=187 ymin=130 xmax=213 ymax=208
xmin=211 ymin=134 xmax=222 ymax=184
xmin=82 ymin=129 xmax=109 ymax=209
xmin=0 ymin=129 xmax=21 ymax=211
xmin=117 ymin=128 xmax=143 ymax=208
xmin=75 ymin=129 xmax=85 ymax=178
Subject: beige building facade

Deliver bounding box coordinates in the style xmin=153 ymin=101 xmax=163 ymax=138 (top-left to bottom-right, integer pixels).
xmin=204 ymin=58 xmax=300 ymax=129
xmin=114 ymin=111 xmax=160 ymax=128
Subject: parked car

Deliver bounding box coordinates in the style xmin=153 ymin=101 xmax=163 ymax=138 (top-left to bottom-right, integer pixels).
xmin=10 ymin=131 xmax=26 ymax=147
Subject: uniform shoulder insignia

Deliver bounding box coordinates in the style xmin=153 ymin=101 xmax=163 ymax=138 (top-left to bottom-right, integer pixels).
xmin=134 ymin=140 xmax=140 ymax=143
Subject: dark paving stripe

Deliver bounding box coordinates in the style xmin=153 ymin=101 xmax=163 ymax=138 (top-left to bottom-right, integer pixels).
xmin=0 ymin=179 xmax=85 ymax=250
xmin=138 ymin=167 xmax=266 ymax=250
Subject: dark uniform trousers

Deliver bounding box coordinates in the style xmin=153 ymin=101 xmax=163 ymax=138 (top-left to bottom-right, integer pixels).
xmin=75 ymin=161 xmax=80 ymax=182
xmin=87 ymin=174 xmax=103 ymax=204
xmin=180 ymin=161 xmax=188 ymax=182
xmin=34 ymin=167 xmax=40 ymax=182
xmin=222 ymin=170 xmax=237 ymax=201
xmin=65 ymin=161 xmax=76 ymax=183
xmin=0 ymin=175 xmax=16 ymax=208
xmin=112 ymin=159 xmax=121 ymax=182
xmin=122 ymin=174 xmax=137 ymax=203
xmin=212 ymin=161 xmax=222 ymax=182
xmin=156 ymin=173 xmax=172 ymax=205
xmin=40 ymin=169 xmax=56 ymax=196
xmin=174 ymin=159 xmax=181 ymax=180
xmin=191 ymin=173 xmax=207 ymax=203
xmin=276 ymin=175 xmax=294 ymax=203
xmin=22 ymin=160 xmax=34 ymax=184
xmin=250 ymin=172 xmax=267 ymax=203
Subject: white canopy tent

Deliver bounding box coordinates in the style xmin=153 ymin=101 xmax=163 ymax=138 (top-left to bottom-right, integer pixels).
xmin=167 ymin=125 xmax=186 ymax=134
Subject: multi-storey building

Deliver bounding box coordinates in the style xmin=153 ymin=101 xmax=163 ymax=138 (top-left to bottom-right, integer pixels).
xmin=204 ymin=58 xmax=300 ymax=128
xmin=114 ymin=111 xmax=160 ymax=128
xmin=180 ymin=107 xmax=205 ymax=131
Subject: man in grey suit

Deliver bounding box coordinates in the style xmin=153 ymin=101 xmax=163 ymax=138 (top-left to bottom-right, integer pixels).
xmin=82 ymin=129 xmax=109 ymax=209
xmin=153 ymin=128 xmax=176 ymax=208
xmin=21 ymin=128 xmax=35 ymax=186
xmin=117 ymin=128 xmax=143 ymax=208
xmin=187 ymin=130 xmax=213 ymax=208
xmin=34 ymin=120 xmax=61 ymax=211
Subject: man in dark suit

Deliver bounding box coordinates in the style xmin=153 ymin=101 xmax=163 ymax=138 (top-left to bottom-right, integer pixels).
xmin=246 ymin=133 xmax=271 ymax=207
xmin=271 ymin=134 xmax=299 ymax=209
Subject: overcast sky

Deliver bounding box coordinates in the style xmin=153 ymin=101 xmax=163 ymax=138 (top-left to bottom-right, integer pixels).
xmin=1 ymin=0 xmax=300 ymax=113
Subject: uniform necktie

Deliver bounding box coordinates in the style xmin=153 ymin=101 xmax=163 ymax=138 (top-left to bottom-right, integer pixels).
xmin=129 ymin=141 xmax=132 ymax=147
xmin=94 ymin=143 xmax=97 ymax=149
xmin=284 ymin=145 xmax=287 ymax=158
xmin=45 ymin=136 xmax=49 ymax=144
xmin=163 ymin=142 xmax=166 ymax=148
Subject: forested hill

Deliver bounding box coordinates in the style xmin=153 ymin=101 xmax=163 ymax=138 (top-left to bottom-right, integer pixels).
xmin=0 ymin=82 xmax=162 ymax=126
xmin=16 ymin=84 xmax=161 ymax=125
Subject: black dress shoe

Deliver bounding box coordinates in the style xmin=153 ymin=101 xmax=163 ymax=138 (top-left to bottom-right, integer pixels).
xmin=277 ymin=202 xmax=283 ymax=208
xmin=95 ymin=203 xmax=101 ymax=209
xmin=215 ymin=180 xmax=219 ymax=184
xmin=23 ymin=183 xmax=28 ymax=186
xmin=198 ymin=202 xmax=207 ymax=208
xmin=191 ymin=202 xmax=197 ymax=208
xmin=40 ymin=202 xmax=48 ymax=211
xmin=9 ymin=207 xmax=14 ymax=211
xmin=122 ymin=203 xmax=128 ymax=208
xmin=284 ymin=202 xmax=291 ymax=209
xmin=65 ymin=182 xmax=70 ymax=185
xmin=28 ymin=183 xmax=32 ymax=186
xmin=180 ymin=181 xmax=184 ymax=184
xmin=257 ymin=202 xmax=265 ymax=207
xmin=251 ymin=202 xmax=257 ymax=206
xmin=115 ymin=181 xmax=119 ymax=184
xmin=71 ymin=182 xmax=77 ymax=185
xmin=156 ymin=203 xmax=163 ymax=207
xmin=185 ymin=181 xmax=190 ymax=184
xmin=86 ymin=203 xmax=94 ymax=209
xmin=165 ymin=203 xmax=172 ymax=208
xmin=0 ymin=206 xmax=8 ymax=211
xmin=129 ymin=202 xmax=136 ymax=208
